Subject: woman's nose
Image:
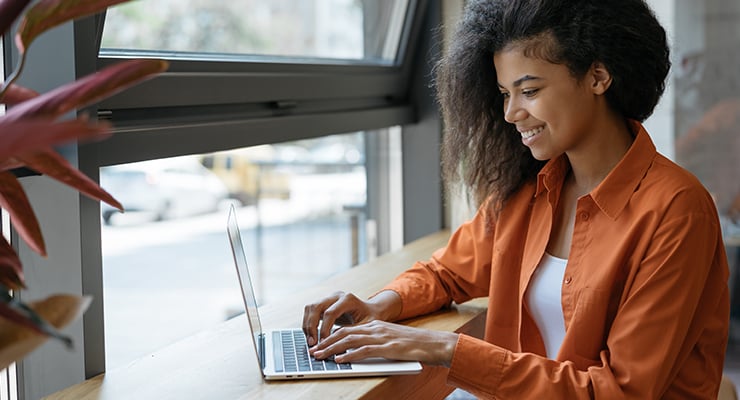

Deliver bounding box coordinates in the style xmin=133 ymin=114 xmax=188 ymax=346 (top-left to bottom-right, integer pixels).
xmin=504 ymin=99 xmax=526 ymax=123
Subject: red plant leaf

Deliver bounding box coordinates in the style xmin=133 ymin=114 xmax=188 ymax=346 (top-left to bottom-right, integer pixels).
xmin=0 ymin=299 xmax=42 ymax=337
xmin=15 ymin=0 xmax=132 ymax=53
xmin=0 ymin=171 xmax=45 ymax=257
xmin=0 ymin=0 xmax=31 ymax=37
xmin=0 ymin=83 xmax=38 ymax=105
xmin=17 ymin=149 xmax=123 ymax=211
xmin=0 ymin=159 xmax=24 ymax=172
xmin=3 ymin=59 xmax=168 ymax=122
xmin=0 ymin=119 xmax=110 ymax=163
xmin=0 ymin=294 xmax=90 ymax=369
xmin=0 ymin=239 xmax=24 ymax=291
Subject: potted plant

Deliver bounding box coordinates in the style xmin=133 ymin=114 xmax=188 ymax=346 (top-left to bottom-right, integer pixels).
xmin=0 ymin=0 xmax=168 ymax=369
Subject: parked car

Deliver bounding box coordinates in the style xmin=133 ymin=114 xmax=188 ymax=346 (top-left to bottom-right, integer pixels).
xmin=100 ymin=157 xmax=229 ymax=225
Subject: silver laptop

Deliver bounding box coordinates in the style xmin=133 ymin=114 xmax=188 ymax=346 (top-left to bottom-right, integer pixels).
xmin=227 ymin=205 xmax=423 ymax=380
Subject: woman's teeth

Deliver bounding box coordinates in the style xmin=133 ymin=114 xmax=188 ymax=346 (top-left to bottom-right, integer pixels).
xmin=521 ymin=126 xmax=544 ymax=139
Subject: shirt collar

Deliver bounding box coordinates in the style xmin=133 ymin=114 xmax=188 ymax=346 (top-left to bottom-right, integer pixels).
xmin=535 ymin=155 xmax=567 ymax=198
xmin=535 ymin=120 xmax=657 ymax=219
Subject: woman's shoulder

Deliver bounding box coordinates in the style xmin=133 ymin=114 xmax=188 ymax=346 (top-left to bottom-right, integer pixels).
xmin=640 ymin=153 xmax=717 ymax=216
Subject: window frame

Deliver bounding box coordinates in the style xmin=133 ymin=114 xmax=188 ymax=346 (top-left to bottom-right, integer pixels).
xmin=8 ymin=1 xmax=446 ymax=398
xmin=85 ymin=0 xmax=428 ymax=167
xmin=81 ymin=0 xmax=440 ymax=378
xmin=93 ymin=0 xmax=421 ymax=113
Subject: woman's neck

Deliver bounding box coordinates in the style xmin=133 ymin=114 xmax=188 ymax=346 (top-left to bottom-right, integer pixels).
xmin=566 ymin=115 xmax=634 ymax=197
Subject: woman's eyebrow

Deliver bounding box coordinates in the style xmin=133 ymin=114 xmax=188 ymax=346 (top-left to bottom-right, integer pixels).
xmin=497 ymin=75 xmax=542 ymax=89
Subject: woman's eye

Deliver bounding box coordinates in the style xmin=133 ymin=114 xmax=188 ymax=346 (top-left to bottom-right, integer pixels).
xmin=522 ymin=89 xmax=539 ymax=97
xmin=500 ymin=92 xmax=510 ymax=99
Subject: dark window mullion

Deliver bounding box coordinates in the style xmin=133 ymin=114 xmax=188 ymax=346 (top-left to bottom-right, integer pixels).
xmin=95 ymin=69 xmax=408 ymax=110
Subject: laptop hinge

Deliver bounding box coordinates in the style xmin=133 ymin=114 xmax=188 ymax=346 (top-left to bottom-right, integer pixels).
xmin=258 ymin=333 xmax=266 ymax=370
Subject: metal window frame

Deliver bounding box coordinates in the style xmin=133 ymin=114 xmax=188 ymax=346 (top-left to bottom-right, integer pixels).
xmin=6 ymin=1 xmax=445 ymax=398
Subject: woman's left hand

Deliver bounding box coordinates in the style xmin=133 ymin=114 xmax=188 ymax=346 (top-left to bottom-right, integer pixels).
xmin=309 ymin=320 xmax=459 ymax=367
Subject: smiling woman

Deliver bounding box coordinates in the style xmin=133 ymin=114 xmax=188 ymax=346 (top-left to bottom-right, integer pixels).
xmin=495 ymin=48 xmax=628 ymax=167
xmin=302 ymin=0 xmax=730 ymax=398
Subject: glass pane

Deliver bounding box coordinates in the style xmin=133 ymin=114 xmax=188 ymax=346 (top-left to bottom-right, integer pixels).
xmin=672 ymin=0 xmax=740 ymax=373
xmin=101 ymin=131 xmax=377 ymax=369
xmin=100 ymin=0 xmax=410 ymax=64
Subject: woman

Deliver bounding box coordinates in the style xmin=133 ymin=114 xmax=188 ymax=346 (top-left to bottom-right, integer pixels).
xmin=303 ymin=0 xmax=730 ymax=398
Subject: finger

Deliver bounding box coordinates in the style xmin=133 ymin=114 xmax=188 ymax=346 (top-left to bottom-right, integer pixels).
xmin=303 ymin=293 xmax=343 ymax=346
xmin=302 ymin=304 xmax=320 ymax=347
xmin=334 ymin=344 xmax=386 ymax=364
xmin=334 ymin=312 xmax=356 ymax=326
xmin=311 ymin=325 xmax=363 ymax=360
xmin=319 ymin=304 xmax=347 ymax=341
xmin=315 ymin=321 xmax=384 ymax=352
xmin=319 ymin=293 xmax=365 ymax=340
xmin=312 ymin=330 xmax=361 ymax=360
xmin=317 ymin=336 xmax=390 ymax=363
xmin=313 ymin=321 xmax=398 ymax=360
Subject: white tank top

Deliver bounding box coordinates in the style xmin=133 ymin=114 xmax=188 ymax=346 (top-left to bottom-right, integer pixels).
xmin=526 ymin=252 xmax=568 ymax=359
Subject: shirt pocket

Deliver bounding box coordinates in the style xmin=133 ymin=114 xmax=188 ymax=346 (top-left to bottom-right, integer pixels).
xmin=572 ymin=288 xmax=611 ymax=361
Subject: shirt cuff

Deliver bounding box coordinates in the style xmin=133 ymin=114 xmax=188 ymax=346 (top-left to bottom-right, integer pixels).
xmin=447 ymin=334 xmax=508 ymax=397
xmin=377 ymin=280 xmax=426 ymax=321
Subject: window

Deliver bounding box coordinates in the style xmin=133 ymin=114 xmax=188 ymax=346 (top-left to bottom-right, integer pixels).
xmin=93 ymin=1 xmax=422 ymax=117
xmin=9 ymin=1 xmax=442 ymax=397
xmin=101 ymin=0 xmax=410 ymax=64
xmin=100 ymin=130 xmax=404 ymax=369
xmin=671 ymin=0 xmax=740 ymax=353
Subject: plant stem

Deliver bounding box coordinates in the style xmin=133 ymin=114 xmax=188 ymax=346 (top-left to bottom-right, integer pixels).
xmin=0 ymin=53 xmax=27 ymax=100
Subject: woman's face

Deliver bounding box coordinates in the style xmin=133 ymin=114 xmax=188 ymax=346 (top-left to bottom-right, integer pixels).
xmin=493 ymin=46 xmax=602 ymax=161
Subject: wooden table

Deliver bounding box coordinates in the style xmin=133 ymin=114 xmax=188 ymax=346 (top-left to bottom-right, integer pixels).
xmin=45 ymin=230 xmax=489 ymax=400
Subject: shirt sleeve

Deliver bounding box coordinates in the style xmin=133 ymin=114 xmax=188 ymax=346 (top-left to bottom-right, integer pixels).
xmin=449 ymin=334 xmax=596 ymax=398
xmin=379 ymin=205 xmax=495 ymax=321
xmin=447 ymin=190 xmax=729 ymax=399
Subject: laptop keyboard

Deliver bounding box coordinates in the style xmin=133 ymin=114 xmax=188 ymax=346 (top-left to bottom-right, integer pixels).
xmin=273 ymin=330 xmax=352 ymax=373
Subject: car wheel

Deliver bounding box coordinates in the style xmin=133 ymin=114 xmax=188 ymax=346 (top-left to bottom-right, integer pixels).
xmin=154 ymin=200 xmax=172 ymax=221
xmin=102 ymin=210 xmax=115 ymax=225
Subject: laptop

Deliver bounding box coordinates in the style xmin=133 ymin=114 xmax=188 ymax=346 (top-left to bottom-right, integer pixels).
xmin=226 ymin=205 xmax=423 ymax=380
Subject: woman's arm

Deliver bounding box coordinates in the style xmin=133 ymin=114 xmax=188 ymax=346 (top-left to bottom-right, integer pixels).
xmin=302 ymin=290 xmax=403 ymax=346
xmin=448 ymin=205 xmax=729 ymax=399
xmin=311 ymin=320 xmax=459 ymax=366
xmin=303 ymin=202 xmax=495 ymax=346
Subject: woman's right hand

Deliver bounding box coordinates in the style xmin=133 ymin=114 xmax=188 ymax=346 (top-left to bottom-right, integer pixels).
xmin=302 ymin=290 xmax=402 ymax=347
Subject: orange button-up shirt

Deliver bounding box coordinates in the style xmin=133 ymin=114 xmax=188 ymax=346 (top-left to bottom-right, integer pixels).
xmin=382 ymin=122 xmax=730 ymax=399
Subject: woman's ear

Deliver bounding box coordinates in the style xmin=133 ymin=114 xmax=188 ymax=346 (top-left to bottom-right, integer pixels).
xmin=589 ymin=62 xmax=612 ymax=95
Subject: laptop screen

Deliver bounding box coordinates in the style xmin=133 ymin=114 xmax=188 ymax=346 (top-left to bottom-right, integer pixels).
xmin=227 ymin=206 xmax=265 ymax=366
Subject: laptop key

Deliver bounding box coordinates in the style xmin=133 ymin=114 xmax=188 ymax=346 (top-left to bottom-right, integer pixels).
xmin=284 ymin=354 xmax=297 ymax=372
xmin=324 ymin=360 xmax=339 ymax=370
xmin=311 ymin=359 xmax=325 ymax=371
xmin=272 ymin=331 xmax=284 ymax=373
xmin=327 ymin=353 xmax=352 ymax=370
xmin=298 ymin=361 xmax=311 ymax=371
xmin=292 ymin=330 xmax=314 ymax=371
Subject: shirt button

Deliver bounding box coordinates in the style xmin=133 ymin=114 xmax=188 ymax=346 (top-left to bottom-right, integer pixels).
xmin=564 ymin=276 xmax=573 ymax=284
xmin=580 ymin=212 xmax=590 ymax=221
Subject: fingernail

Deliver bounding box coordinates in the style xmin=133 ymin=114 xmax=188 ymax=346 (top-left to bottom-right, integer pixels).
xmin=307 ymin=336 xmax=315 ymax=346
